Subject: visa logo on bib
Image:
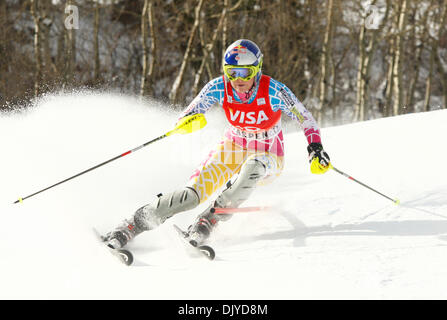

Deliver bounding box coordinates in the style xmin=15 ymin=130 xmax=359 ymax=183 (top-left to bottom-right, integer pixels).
xmin=229 ymin=109 xmax=269 ymax=125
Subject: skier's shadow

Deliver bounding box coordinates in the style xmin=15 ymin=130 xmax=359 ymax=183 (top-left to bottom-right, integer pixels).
xmin=230 ymin=210 xmax=447 ymax=247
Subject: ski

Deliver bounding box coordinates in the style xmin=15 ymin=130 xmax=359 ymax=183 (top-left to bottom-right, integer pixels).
xmin=92 ymin=228 xmax=134 ymax=266
xmin=173 ymin=224 xmax=215 ymax=260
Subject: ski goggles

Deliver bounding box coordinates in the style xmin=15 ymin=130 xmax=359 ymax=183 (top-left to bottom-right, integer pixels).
xmin=223 ymin=65 xmax=260 ymax=81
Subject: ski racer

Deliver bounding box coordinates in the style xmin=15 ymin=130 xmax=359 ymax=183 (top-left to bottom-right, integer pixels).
xmin=104 ymin=39 xmax=331 ymax=249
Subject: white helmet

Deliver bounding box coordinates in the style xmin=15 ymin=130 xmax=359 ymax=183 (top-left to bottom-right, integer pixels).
xmin=223 ymin=39 xmax=263 ymax=82
xmin=223 ymin=39 xmax=263 ymax=67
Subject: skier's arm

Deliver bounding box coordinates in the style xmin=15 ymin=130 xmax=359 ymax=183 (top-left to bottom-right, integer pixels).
xmin=273 ymin=81 xmax=330 ymax=174
xmin=178 ymin=77 xmax=223 ymax=120
xmin=273 ymin=83 xmax=321 ymax=144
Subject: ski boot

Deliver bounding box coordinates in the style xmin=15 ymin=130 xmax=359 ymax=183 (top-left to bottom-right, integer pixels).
xmin=103 ymin=217 xmax=144 ymax=249
xmin=186 ymin=202 xmax=221 ymax=246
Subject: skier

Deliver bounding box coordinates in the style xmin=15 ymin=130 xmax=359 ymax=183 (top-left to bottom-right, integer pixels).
xmin=104 ymin=39 xmax=331 ymax=249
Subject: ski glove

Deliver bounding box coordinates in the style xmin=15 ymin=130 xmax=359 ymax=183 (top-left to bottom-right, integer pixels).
xmin=307 ymin=142 xmax=331 ymax=174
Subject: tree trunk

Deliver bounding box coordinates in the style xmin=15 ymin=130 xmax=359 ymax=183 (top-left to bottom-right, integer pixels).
xmin=197 ymin=3 xmax=213 ymax=81
xmin=392 ymin=0 xmax=408 ymax=116
xmin=93 ymin=1 xmax=100 ymax=83
xmin=222 ymin=0 xmax=229 ymax=58
xmin=192 ymin=6 xmax=227 ymax=96
xmin=423 ymin=45 xmax=434 ymax=112
xmin=330 ymin=51 xmax=337 ymax=122
xmin=384 ymin=1 xmax=400 ymax=117
xmin=355 ymin=14 xmax=367 ymax=122
xmin=169 ymin=0 xmax=205 ymax=104
xmin=147 ymin=0 xmax=157 ymax=95
xmin=140 ymin=0 xmax=157 ymax=96
xmin=140 ymin=0 xmax=149 ymax=96
xmin=423 ymin=1 xmax=446 ymax=111
xmin=0 ymin=0 xmax=6 ymax=103
xmin=30 ymin=0 xmax=42 ymax=98
xmin=317 ymin=0 xmax=334 ymax=124
xmin=434 ymin=1 xmax=447 ymax=109
xmin=40 ymin=0 xmax=55 ymax=78
xmin=64 ymin=0 xmax=76 ymax=87
xmin=434 ymin=52 xmax=447 ymax=110
xmin=332 ymin=39 xmax=353 ymax=123
xmin=405 ymin=2 xmax=430 ymax=113
xmin=355 ymin=0 xmax=386 ymax=121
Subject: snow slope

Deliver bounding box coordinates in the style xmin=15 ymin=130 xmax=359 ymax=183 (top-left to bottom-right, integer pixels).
xmin=1 ymin=92 xmax=447 ymax=299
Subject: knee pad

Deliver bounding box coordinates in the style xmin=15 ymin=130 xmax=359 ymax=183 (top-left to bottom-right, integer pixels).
xmin=242 ymin=156 xmax=268 ymax=181
xmin=216 ymin=156 xmax=267 ymax=208
xmin=134 ymin=187 xmax=200 ymax=230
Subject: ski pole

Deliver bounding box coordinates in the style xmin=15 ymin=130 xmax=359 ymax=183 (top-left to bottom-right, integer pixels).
xmin=14 ymin=113 xmax=207 ymax=204
xmin=330 ymin=164 xmax=400 ymax=205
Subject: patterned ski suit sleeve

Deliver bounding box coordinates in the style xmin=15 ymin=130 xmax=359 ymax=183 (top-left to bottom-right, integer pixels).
xmin=269 ymin=79 xmax=322 ymax=144
xmin=178 ymin=77 xmax=225 ymax=119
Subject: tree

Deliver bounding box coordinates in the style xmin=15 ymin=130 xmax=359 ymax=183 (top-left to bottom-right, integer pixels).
xmin=63 ymin=0 xmax=77 ymax=87
xmin=93 ymin=0 xmax=100 ymax=83
xmin=30 ymin=0 xmax=42 ymax=97
xmin=404 ymin=0 xmax=431 ymax=114
xmin=140 ymin=0 xmax=157 ymax=97
xmin=354 ymin=0 xmax=386 ymax=122
xmin=433 ymin=0 xmax=447 ymax=110
xmin=391 ymin=0 xmax=408 ymax=116
xmin=192 ymin=4 xmax=227 ymax=96
xmin=169 ymin=0 xmax=205 ymax=104
xmin=424 ymin=1 xmax=447 ymax=111
xmin=316 ymin=0 xmax=335 ymax=124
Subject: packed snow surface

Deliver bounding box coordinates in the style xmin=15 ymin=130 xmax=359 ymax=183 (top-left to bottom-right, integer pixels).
xmin=1 ymin=92 xmax=446 ymax=299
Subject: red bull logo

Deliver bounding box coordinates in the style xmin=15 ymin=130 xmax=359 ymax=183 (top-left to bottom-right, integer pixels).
xmin=230 ymin=45 xmax=247 ymax=60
